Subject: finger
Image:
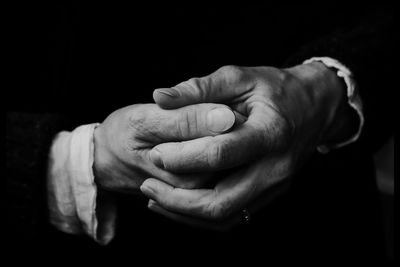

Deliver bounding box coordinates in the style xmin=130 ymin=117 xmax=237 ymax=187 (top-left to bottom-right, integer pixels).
xmin=149 ymin=104 xmax=277 ymax=172
xmin=134 ymin=103 xmax=235 ymax=143
xmin=141 ymin=178 xmax=217 ymax=219
xmin=141 ymin=159 xmax=285 ymax=221
xmin=140 ymin=176 xmax=239 ymax=221
xmin=141 ymin=165 xmax=253 ymax=220
xmin=153 ymin=66 xmax=253 ymax=109
xmin=147 ymin=200 xmax=239 ymax=231
xmin=148 ymin=181 xmax=289 ymax=230
xmin=148 ymin=170 xmax=213 ymax=190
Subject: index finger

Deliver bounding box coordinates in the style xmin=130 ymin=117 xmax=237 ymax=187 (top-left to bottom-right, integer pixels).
xmin=129 ymin=103 xmax=235 ymax=144
xmin=149 ymin=103 xmax=281 ymax=172
xmin=140 ymin=158 xmax=289 ymax=221
xmin=140 ymin=163 xmax=256 ymax=220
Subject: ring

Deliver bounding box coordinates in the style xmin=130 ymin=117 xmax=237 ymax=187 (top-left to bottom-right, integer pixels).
xmin=241 ymin=209 xmax=251 ymax=224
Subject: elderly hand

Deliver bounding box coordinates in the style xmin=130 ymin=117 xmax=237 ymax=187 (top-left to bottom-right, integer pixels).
xmin=141 ymin=63 xmax=353 ymax=226
xmin=93 ymin=103 xmax=235 ymax=193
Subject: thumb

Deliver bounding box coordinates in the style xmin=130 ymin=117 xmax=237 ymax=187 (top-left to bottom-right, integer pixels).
xmin=148 ymin=103 xmax=236 ymax=143
xmin=153 ymin=65 xmax=248 ymax=109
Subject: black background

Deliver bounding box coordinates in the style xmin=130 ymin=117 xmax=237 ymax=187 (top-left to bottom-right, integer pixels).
xmin=8 ymin=3 xmax=395 ymax=262
xmin=11 ymin=3 xmax=377 ymax=120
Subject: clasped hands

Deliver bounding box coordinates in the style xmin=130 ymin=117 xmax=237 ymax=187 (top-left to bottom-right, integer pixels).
xmin=93 ymin=63 xmax=348 ymax=229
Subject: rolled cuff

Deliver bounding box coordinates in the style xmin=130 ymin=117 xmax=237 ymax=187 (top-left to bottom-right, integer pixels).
xmin=303 ymin=57 xmax=364 ymax=153
xmin=47 ymin=123 xmax=116 ymax=245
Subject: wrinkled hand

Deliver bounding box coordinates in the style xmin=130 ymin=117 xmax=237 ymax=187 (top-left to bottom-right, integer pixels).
xmin=93 ymin=103 xmax=235 ymax=193
xmin=141 ymin=63 xmax=351 ymax=226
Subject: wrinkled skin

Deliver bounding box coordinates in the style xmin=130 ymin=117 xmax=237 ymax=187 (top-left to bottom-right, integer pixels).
xmin=141 ymin=63 xmax=353 ymax=227
xmin=93 ymin=103 xmax=236 ymax=193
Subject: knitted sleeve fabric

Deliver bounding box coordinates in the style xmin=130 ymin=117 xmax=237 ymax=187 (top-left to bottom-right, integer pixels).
xmin=6 ymin=112 xmax=73 ymax=243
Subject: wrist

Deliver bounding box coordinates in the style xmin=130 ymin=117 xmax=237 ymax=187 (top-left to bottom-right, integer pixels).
xmin=286 ymin=62 xmax=355 ymax=145
xmin=288 ymin=61 xmax=345 ymax=104
xmin=93 ymin=125 xmax=109 ymax=190
xmin=93 ymin=124 xmax=133 ymax=193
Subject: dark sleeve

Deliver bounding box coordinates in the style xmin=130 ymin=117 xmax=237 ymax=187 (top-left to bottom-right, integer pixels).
xmin=284 ymin=8 xmax=395 ymax=153
xmin=6 ymin=112 xmax=74 ymax=244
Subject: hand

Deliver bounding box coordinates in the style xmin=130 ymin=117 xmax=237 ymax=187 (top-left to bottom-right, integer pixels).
xmin=93 ymin=103 xmax=236 ymax=193
xmin=141 ymin=63 xmax=353 ymax=225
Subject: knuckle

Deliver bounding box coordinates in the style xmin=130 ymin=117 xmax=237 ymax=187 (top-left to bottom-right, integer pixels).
xmin=186 ymin=77 xmax=208 ymax=101
xmin=128 ymin=107 xmax=160 ymax=143
xmin=219 ymin=65 xmax=242 ymax=75
xmin=169 ymin=175 xmax=202 ymax=190
xmin=207 ymin=200 xmax=231 ymax=221
xmin=178 ymin=78 xmax=206 ymax=99
xmin=128 ymin=107 xmax=147 ymax=132
xmin=177 ymin=106 xmax=198 ymax=138
xmin=179 ymin=180 xmax=199 ymax=189
xmin=161 ymin=142 xmax=184 ymax=170
xmin=218 ymin=65 xmax=244 ymax=83
xmin=176 ymin=173 xmax=211 ymax=189
xmin=185 ymin=78 xmax=200 ymax=89
xmin=179 ymin=78 xmax=197 ymax=90
xmin=206 ymin=142 xmax=225 ymax=170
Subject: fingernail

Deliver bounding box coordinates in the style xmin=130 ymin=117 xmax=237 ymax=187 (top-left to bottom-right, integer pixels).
xmin=154 ymin=88 xmax=180 ymax=98
xmin=206 ymin=108 xmax=235 ymax=133
xmin=148 ymin=199 xmax=157 ymax=208
xmin=150 ymin=149 xmax=164 ymax=168
xmin=140 ymin=182 xmax=155 ymax=196
xmin=148 ymin=200 xmax=162 ymax=213
xmin=141 ymin=185 xmax=153 ymax=197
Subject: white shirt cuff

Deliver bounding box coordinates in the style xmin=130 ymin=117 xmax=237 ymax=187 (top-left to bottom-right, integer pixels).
xmin=47 ymin=123 xmax=116 ymax=245
xmin=303 ymin=57 xmax=364 ymax=153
